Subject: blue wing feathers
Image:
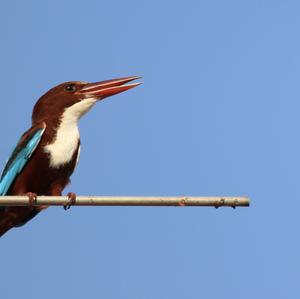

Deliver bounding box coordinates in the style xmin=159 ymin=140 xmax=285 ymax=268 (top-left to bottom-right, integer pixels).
xmin=0 ymin=127 xmax=45 ymax=196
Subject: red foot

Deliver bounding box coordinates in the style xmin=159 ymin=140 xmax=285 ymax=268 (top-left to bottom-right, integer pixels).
xmin=63 ymin=192 xmax=77 ymax=210
xmin=26 ymin=192 xmax=37 ymax=206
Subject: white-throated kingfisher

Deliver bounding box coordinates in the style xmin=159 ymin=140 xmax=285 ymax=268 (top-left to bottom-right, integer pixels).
xmin=0 ymin=76 xmax=141 ymax=237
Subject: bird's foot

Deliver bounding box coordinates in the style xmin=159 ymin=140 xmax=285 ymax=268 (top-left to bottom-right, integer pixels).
xmin=64 ymin=192 xmax=77 ymax=210
xmin=26 ymin=192 xmax=37 ymax=206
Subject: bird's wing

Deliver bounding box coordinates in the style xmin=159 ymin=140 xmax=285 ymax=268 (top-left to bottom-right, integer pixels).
xmin=0 ymin=122 xmax=46 ymax=195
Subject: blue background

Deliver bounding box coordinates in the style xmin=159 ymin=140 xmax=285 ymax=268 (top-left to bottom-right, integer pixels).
xmin=1 ymin=0 xmax=299 ymax=298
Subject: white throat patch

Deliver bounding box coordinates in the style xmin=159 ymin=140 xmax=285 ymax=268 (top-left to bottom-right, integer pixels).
xmin=44 ymin=98 xmax=96 ymax=168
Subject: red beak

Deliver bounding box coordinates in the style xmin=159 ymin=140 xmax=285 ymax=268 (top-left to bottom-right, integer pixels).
xmin=79 ymin=76 xmax=141 ymax=100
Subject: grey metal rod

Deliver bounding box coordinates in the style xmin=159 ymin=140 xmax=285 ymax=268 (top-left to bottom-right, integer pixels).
xmin=0 ymin=196 xmax=250 ymax=208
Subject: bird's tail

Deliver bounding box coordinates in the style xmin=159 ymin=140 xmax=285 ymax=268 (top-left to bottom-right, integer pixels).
xmin=0 ymin=207 xmax=41 ymax=237
xmin=0 ymin=208 xmax=15 ymax=237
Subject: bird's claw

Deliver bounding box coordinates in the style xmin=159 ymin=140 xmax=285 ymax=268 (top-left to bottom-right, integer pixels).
xmin=64 ymin=192 xmax=76 ymax=210
xmin=26 ymin=192 xmax=37 ymax=206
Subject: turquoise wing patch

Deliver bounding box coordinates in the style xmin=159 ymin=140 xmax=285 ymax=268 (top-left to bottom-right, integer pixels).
xmin=0 ymin=127 xmax=45 ymax=195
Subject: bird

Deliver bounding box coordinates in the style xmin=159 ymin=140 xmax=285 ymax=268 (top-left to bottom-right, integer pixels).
xmin=0 ymin=76 xmax=141 ymax=237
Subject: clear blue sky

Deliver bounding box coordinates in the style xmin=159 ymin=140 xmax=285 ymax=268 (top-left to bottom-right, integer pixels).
xmin=1 ymin=0 xmax=299 ymax=298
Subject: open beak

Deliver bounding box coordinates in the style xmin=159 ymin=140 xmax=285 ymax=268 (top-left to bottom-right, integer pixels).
xmin=79 ymin=76 xmax=141 ymax=100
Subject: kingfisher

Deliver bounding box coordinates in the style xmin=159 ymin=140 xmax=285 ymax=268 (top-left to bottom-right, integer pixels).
xmin=0 ymin=76 xmax=141 ymax=237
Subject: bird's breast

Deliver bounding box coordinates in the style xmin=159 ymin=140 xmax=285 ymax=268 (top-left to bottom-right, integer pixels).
xmin=44 ymin=121 xmax=80 ymax=168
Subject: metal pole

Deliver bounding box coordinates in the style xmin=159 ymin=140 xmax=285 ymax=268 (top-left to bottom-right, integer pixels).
xmin=0 ymin=196 xmax=250 ymax=208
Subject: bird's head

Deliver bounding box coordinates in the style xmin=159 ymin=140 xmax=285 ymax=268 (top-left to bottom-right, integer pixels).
xmin=32 ymin=76 xmax=141 ymax=124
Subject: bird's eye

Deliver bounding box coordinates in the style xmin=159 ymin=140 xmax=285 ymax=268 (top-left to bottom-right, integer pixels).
xmin=64 ymin=84 xmax=77 ymax=92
